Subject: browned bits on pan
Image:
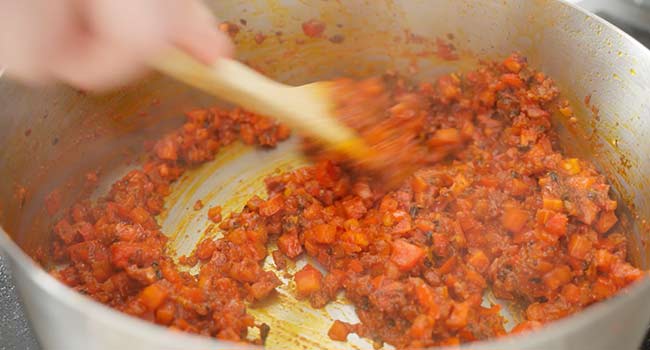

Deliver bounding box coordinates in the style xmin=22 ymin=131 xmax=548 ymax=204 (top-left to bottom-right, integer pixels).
xmin=329 ymin=34 xmax=345 ymax=43
xmin=254 ymin=32 xmax=266 ymax=44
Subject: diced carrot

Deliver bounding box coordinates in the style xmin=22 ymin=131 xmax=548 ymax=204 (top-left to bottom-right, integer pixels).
xmin=181 ymin=286 xmax=204 ymax=303
xmin=155 ymin=303 xmax=175 ymax=325
xmin=429 ymin=128 xmax=461 ymax=147
xmin=561 ymin=283 xmax=581 ymax=304
xmin=277 ymin=233 xmax=303 ymax=259
xmin=446 ymin=302 xmax=469 ymax=329
xmin=140 ymin=284 xmax=168 ymax=310
xmin=294 ymin=264 xmax=323 ymax=297
xmin=259 ymin=195 xmax=284 ymax=217
xmin=500 ymin=73 xmax=524 ymax=88
xmin=592 ymin=277 xmax=617 ymax=300
xmin=129 ymin=207 xmax=150 ymax=225
xmin=437 ymin=76 xmax=461 ymax=100
xmin=611 ymin=261 xmax=644 ymax=284
xmin=543 ymin=196 xmax=564 ymax=211
xmin=561 ymin=158 xmax=581 ymax=175
xmin=467 ymin=249 xmax=490 ymax=273
xmin=501 ymin=207 xmax=529 ymax=233
xmin=328 ymin=320 xmax=351 ymax=341
xmin=568 ymin=235 xmax=592 ymax=260
xmin=415 ymin=282 xmax=438 ymax=314
xmin=390 ymin=239 xmax=426 ymax=271
xmin=195 ymin=239 xmax=217 ymax=260
xmin=347 ymin=259 xmax=363 ymax=273
xmin=411 ymin=174 xmax=428 ymax=193
xmin=511 ymin=320 xmax=542 ymax=334
xmin=154 ymin=139 xmax=178 ymax=161
xmin=415 ymin=219 xmax=434 ymax=231
xmin=342 ymin=197 xmax=367 ymax=219
xmin=310 ymin=223 xmax=337 ymax=244
xmin=409 ymin=314 xmax=434 ymax=339
xmin=544 ymin=213 xmax=568 ymax=237
xmin=503 ymin=54 xmax=523 ymax=73
xmin=208 ymin=205 xmax=222 ymax=223
xmin=594 ymin=249 xmax=616 ymax=272
xmin=437 ymin=255 xmax=457 ymax=275
xmin=478 ymin=176 xmax=500 ymax=188
xmin=536 ymin=209 xmax=554 ymax=225
xmin=543 ymin=265 xmax=572 ymax=291
xmin=595 ymin=211 xmax=618 ymax=234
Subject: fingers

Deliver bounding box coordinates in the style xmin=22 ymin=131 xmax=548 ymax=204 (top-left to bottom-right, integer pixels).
xmin=49 ymin=0 xmax=166 ymax=90
xmin=164 ymin=0 xmax=234 ymax=64
xmin=0 ymin=0 xmax=71 ymax=84
xmin=0 ymin=0 xmax=234 ymax=90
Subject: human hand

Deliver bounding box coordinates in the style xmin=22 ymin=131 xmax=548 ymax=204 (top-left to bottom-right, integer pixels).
xmin=0 ymin=0 xmax=233 ymax=90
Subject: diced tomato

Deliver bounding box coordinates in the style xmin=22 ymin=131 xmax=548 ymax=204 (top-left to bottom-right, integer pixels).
xmin=309 ymin=223 xmax=337 ymax=244
xmin=409 ymin=314 xmax=435 ymax=339
xmin=446 ymin=301 xmax=469 ymax=329
xmin=129 ymin=207 xmax=150 ymax=225
xmin=294 ymin=264 xmax=323 ymax=297
xmin=208 ymin=205 xmax=222 ymax=223
xmin=195 ymin=239 xmax=217 ymax=261
xmin=561 ymin=283 xmax=581 ymax=304
xmin=467 ymin=249 xmax=490 ymax=273
xmin=429 ymin=128 xmax=461 ymax=147
xmin=591 ymin=277 xmax=617 ymax=300
xmin=568 ymin=235 xmax=592 ymax=260
xmin=594 ymin=249 xmax=616 ymax=272
xmin=595 ymin=211 xmax=618 ymax=234
xmin=500 ymin=73 xmax=524 ymax=88
xmin=415 ymin=282 xmax=438 ymax=315
xmin=438 ymin=255 xmax=457 ymax=275
xmin=154 ymin=139 xmax=178 ymax=161
xmin=503 ymin=55 xmax=523 ymax=73
xmin=259 ymin=195 xmax=284 ymax=217
xmin=544 ymin=213 xmax=568 ymax=237
xmin=342 ymin=197 xmax=367 ymax=219
xmin=543 ymin=265 xmax=573 ymax=291
xmin=390 ymin=239 xmax=425 ymax=271
xmin=278 ymin=233 xmax=303 ymax=258
xmin=140 ymin=284 xmax=168 ymax=310
xmin=501 ymin=208 xmax=529 ymax=233
xmin=437 ymin=75 xmax=461 ymax=100
xmin=611 ymin=261 xmax=644 ymax=285
xmin=411 ymin=175 xmax=428 ymax=193
xmin=155 ymin=302 xmax=175 ymax=325
xmin=542 ymin=197 xmax=564 ymax=211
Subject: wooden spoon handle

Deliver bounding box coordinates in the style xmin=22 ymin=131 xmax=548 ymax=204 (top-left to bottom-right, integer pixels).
xmin=151 ymin=49 xmax=372 ymax=158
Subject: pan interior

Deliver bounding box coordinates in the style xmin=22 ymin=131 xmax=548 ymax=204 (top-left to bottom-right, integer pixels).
xmin=92 ymin=134 xmax=521 ymax=350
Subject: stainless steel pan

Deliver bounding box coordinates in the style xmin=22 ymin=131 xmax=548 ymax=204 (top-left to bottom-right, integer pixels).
xmin=1 ymin=0 xmax=650 ymax=349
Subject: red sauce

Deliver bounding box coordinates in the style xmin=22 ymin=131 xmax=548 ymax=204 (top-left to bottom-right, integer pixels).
xmin=49 ymin=54 xmax=644 ymax=348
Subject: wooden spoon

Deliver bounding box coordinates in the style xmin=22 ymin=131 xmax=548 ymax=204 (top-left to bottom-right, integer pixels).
xmin=151 ymin=49 xmax=372 ymax=159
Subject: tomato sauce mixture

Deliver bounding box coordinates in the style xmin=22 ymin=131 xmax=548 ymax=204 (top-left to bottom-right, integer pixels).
xmin=49 ymin=54 xmax=644 ymax=348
